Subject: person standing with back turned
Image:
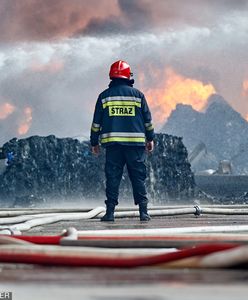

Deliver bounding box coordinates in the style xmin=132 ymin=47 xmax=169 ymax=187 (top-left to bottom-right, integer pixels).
xmin=90 ymin=60 xmax=154 ymax=222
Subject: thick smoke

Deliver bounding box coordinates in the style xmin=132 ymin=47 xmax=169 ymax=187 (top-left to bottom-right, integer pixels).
xmin=0 ymin=0 xmax=248 ymax=144
xmin=0 ymin=0 xmax=119 ymax=41
xmin=1 ymin=0 xmax=248 ymax=40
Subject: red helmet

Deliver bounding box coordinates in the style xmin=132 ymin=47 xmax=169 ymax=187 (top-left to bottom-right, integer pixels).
xmin=109 ymin=60 xmax=132 ymax=79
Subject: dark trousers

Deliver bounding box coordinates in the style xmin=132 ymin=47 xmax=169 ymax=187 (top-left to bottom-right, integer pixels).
xmin=105 ymin=145 xmax=148 ymax=206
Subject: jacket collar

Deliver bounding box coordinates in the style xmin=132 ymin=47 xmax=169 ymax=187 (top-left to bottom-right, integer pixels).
xmin=109 ymin=78 xmax=135 ymax=88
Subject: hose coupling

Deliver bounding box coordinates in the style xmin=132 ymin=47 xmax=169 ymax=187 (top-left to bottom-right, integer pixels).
xmin=194 ymin=205 xmax=202 ymax=217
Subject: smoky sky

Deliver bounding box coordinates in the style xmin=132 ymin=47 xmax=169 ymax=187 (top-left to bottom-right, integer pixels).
xmin=0 ymin=0 xmax=248 ymax=40
xmin=0 ymin=0 xmax=248 ymax=144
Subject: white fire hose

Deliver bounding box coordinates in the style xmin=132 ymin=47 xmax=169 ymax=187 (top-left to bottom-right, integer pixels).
xmin=0 ymin=205 xmax=248 ymax=235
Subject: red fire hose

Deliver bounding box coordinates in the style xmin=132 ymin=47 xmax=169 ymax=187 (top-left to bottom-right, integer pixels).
xmin=11 ymin=235 xmax=62 ymax=245
xmin=8 ymin=232 xmax=248 ymax=248
xmin=0 ymin=243 xmax=238 ymax=268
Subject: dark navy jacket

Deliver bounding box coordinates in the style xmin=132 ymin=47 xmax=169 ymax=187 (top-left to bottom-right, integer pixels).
xmin=90 ymin=78 xmax=154 ymax=147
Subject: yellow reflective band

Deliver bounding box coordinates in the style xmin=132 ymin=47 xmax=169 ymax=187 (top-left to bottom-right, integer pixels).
xmin=101 ymin=96 xmax=141 ymax=104
xmin=101 ymin=137 xmax=146 ymax=143
xmin=109 ymin=106 xmax=135 ymax=116
xmin=103 ymin=101 xmax=141 ymax=109
xmin=146 ymin=125 xmax=154 ymax=131
xmin=101 ymin=132 xmax=145 ymax=138
xmin=92 ymin=122 xmax=100 ymax=128
xmin=91 ymin=126 xmax=100 ymax=132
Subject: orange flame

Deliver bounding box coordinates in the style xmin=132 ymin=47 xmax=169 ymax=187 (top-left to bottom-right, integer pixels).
xmin=242 ymin=80 xmax=248 ymax=121
xmin=243 ymin=80 xmax=248 ymax=96
xmin=0 ymin=102 xmax=15 ymax=119
xmin=142 ymin=68 xmax=216 ymax=126
xmin=18 ymin=107 xmax=32 ymax=135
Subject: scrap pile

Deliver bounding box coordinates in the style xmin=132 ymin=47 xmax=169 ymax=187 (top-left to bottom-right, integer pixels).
xmin=0 ymin=134 xmax=195 ymax=205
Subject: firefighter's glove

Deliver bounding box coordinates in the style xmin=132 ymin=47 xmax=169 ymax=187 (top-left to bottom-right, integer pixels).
xmin=91 ymin=145 xmax=100 ymax=156
xmin=146 ymin=141 xmax=154 ymax=153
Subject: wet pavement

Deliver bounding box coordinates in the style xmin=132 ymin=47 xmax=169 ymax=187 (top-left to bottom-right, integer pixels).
xmin=25 ymin=213 xmax=248 ymax=235
xmin=1 ymin=212 xmax=248 ymax=299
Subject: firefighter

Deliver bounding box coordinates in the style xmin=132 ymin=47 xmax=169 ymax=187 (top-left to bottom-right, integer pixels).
xmin=90 ymin=60 xmax=154 ymax=222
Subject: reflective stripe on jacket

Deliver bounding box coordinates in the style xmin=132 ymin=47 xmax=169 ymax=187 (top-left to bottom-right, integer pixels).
xmin=90 ymin=78 xmax=154 ymax=147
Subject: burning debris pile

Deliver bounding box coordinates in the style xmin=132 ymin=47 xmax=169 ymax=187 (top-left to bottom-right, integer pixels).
xmin=0 ymin=134 xmax=195 ymax=206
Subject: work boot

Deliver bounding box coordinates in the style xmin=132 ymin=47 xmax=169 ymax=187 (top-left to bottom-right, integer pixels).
xmin=101 ymin=204 xmax=115 ymax=222
xmin=139 ymin=203 xmax=151 ymax=221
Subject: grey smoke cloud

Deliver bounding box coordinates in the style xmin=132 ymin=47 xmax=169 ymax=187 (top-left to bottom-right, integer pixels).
xmin=79 ymin=0 xmax=248 ymax=36
xmin=0 ymin=0 xmax=248 ymax=145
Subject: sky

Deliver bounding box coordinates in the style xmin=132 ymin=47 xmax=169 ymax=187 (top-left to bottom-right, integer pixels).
xmin=0 ymin=0 xmax=248 ymax=144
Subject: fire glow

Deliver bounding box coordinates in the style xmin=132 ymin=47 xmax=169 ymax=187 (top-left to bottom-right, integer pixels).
xmin=242 ymin=80 xmax=248 ymax=122
xmin=0 ymin=102 xmax=15 ymax=120
xmin=30 ymin=60 xmax=64 ymax=73
xmin=143 ymin=68 xmax=216 ymax=126
xmin=243 ymin=80 xmax=248 ymax=96
xmin=18 ymin=107 xmax=33 ymax=135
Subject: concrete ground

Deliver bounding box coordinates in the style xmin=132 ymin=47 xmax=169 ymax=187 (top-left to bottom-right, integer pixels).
xmin=1 ymin=212 xmax=248 ymax=299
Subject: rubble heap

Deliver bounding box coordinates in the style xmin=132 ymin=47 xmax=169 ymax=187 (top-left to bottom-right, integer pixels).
xmin=162 ymin=94 xmax=248 ymax=174
xmin=0 ymin=134 xmax=195 ymax=206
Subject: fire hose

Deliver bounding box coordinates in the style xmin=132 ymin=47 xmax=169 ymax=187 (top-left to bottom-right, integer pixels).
xmin=0 ymin=235 xmax=246 ymax=268
xmin=0 ymin=206 xmax=106 ymax=234
xmin=1 ymin=204 xmax=248 ymax=217
xmin=1 ymin=206 xmax=248 ymax=235
xmin=0 ymin=241 xmax=240 ymax=268
xmin=2 ymin=225 xmax=248 ymax=250
xmin=0 ymin=206 xmax=247 ymax=268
